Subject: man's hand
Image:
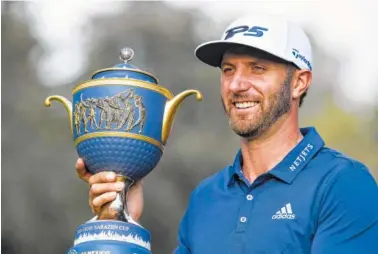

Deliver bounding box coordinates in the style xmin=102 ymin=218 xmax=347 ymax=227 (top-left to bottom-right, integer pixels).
xmin=75 ymin=158 xmax=144 ymax=221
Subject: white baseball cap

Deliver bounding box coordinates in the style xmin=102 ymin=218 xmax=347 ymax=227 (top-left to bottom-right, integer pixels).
xmin=194 ymin=14 xmax=313 ymax=71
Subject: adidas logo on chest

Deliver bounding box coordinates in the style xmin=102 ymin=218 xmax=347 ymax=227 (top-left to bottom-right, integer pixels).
xmin=272 ymin=203 xmax=296 ymax=220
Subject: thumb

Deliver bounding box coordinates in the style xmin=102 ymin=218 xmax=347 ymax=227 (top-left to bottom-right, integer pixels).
xmin=126 ymin=180 xmax=144 ymax=221
xmin=75 ymin=158 xmax=92 ymax=183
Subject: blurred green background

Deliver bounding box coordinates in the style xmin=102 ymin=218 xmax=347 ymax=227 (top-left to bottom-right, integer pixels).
xmin=2 ymin=1 xmax=377 ymax=253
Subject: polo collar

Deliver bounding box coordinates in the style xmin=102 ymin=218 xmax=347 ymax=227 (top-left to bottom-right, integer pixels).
xmin=227 ymin=127 xmax=325 ymax=186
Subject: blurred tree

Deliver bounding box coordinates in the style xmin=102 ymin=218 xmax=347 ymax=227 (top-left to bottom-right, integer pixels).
xmin=301 ymin=96 xmax=378 ymax=180
xmin=2 ymin=2 xmax=87 ymax=253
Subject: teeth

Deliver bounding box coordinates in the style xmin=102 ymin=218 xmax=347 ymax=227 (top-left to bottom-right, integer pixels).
xmin=235 ymin=102 xmax=258 ymax=109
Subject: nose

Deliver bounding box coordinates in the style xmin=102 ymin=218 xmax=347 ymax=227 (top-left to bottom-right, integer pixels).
xmin=229 ymin=74 xmax=251 ymax=94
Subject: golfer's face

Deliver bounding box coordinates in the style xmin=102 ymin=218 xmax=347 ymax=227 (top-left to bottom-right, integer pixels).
xmin=220 ymin=53 xmax=290 ymax=137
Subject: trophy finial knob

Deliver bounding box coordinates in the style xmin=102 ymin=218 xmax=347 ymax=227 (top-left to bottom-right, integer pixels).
xmin=119 ymin=47 xmax=134 ymax=63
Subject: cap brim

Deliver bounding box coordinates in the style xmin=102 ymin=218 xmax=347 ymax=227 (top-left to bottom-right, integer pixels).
xmin=194 ymin=40 xmax=291 ymax=68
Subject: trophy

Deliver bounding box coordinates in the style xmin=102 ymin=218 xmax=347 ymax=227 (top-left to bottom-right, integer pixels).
xmin=45 ymin=47 xmax=202 ymax=254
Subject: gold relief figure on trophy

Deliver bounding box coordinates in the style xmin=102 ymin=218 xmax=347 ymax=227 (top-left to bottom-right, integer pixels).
xmin=106 ymin=94 xmax=123 ymax=129
xmin=124 ymin=101 xmax=135 ymax=132
xmin=74 ymin=89 xmax=147 ymax=134
xmin=79 ymin=94 xmax=89 ymax=133
xmin=87 ymin=99 xmax=99 ymax=130
xmin=117 ymin=89 xmax=135 ymax=131
xmin=131 ymin=95 xmax=146 ymax=133
xmin=74 ymin=103 xmax=81 ymax=134
xmin=81 ymin=96 xmax=99 ymax=130
xmin=94 ymin=98 xmax=107 ymax=130
xmin=101 ymin=97 xmax=113 ymax=130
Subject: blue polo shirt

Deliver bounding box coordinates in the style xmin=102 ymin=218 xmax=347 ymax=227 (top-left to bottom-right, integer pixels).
xmin=174 ymin=127 xmax=378 ymax=254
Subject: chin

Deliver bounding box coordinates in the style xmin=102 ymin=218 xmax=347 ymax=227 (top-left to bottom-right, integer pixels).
xmin=230 ymin=122 xmax=255 ymax=136
xmin=230 ymin=117 xmax=271 ymax=138
xmin=234 ymin=128 xmax=260 ymax=139
xmin=231 ymin=117 xmax=259 ymax=128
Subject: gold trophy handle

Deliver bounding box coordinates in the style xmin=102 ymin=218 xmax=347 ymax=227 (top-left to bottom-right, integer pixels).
xmin=162 ymin=89 xmax=202 ymax=144
xmin=44 ymin=95 xmax=73 ymax=135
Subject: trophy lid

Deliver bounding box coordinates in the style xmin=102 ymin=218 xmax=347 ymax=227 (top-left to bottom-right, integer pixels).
xmin=91 ymin=47 xmax=159 ymax=84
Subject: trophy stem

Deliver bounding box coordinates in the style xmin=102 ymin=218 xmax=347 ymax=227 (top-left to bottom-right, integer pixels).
xmin=120 ymin=177 xmax=134 ymax=221
xmin=97 ymin=175 xmax=134 ymax=222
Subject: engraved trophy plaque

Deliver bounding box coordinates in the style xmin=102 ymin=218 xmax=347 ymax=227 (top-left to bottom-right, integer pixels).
xmin=45 ymin=47 xmax=202 ymax=253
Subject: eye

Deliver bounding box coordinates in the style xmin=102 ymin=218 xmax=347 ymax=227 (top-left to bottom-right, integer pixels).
xmin=252 ymin=65 xmax=266 ymax=72
xmin=222 ymin=67 xmax=233 ymax=75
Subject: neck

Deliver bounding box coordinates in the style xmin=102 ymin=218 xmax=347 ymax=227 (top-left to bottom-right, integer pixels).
xmin=240 ymin=113 xmax=303 ymax=183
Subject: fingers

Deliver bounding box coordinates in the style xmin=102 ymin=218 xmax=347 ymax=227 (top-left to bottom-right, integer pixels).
xmin=75 ymin=158 xmax=116 ymax=186
xmin=76 ymin=158 xmax=127 ymax=216
xmin=75 ymin=158 xmax=92 ymax=183
xmin=90 ymin=182 xmax=125 ymax=196
xmin=88 ymin=171 xmax=116 ymax=186
xmin=89 ymin=177 xmax=124 ymax=215
xmin=91 ymin=192 xmax=117 ymax=214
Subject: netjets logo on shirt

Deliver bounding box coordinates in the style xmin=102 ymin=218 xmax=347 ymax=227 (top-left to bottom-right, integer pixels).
xmin=289 ymin=143 xmax=314 ymax=172
xmin=272 ymin=203 xmax=296 ymax=220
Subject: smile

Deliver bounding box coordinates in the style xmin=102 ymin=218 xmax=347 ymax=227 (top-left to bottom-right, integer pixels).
xmin=234 ymin=102 xmax=259 ymax=109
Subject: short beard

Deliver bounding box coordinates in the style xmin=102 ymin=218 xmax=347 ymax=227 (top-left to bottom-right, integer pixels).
xmin=222 ymin=67 xmax=294 ymax=140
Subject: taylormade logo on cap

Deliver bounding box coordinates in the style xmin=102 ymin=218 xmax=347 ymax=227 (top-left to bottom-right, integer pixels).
xmin=292 ymin=49 xmax=312 ymax=71
xmin=194 ymin=14 xmax=313 ymax=71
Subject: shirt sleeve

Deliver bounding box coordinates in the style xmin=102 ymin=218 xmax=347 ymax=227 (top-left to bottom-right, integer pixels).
xmin=173 ymin=212 xmax=191 ymax=254
xmin=311 ymin=160 xmax=378 ymax=254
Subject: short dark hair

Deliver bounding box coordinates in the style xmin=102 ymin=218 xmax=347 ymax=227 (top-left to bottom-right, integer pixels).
xmin=299 ymin=89 xmax=307 ymax=107
xmin=222 ymin=45 xmax=307 ymax=107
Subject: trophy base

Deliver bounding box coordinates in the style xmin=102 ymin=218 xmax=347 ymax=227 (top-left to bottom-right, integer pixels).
xmin=67 ymin=220 xmax=151 ymax=254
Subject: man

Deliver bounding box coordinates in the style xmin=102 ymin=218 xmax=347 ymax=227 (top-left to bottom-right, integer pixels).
xmin=76 ymin=14 xmax=378 ymax=253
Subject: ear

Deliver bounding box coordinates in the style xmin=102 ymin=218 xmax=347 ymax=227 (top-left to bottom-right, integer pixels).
xmin=292 ymin=70 xmax=312 ymax=101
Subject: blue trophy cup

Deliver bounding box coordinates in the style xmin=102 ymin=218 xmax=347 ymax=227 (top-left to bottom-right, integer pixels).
xmin=45 ymin=47 xmax=202 ymax=253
